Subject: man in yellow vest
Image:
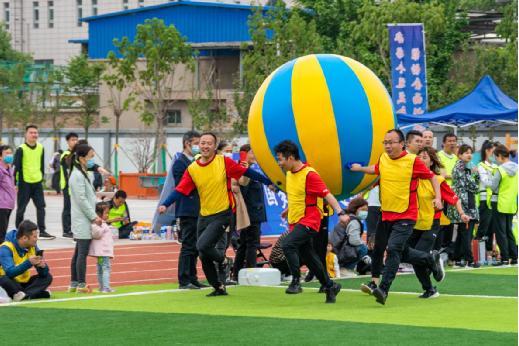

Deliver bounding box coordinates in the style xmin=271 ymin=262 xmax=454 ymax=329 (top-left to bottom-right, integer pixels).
xmin=0 ymin=220 xmax=53 ymax=300
xmin=274 ymin=140 xmax=348 ymax=304
xmin=351 ymin=129 xmax=445 ymax=305
xmin=13 ymin=125 xmax=54 ymax=240
xmin=491 ymin=144 xmax=518 ymax=265
xmin=158 ymin=132 xmax=272 ymax=297
xmin=436 ymin=133 xmax=458 ymax=254
xmin=60 ymin=132 xmax=79 ymax=238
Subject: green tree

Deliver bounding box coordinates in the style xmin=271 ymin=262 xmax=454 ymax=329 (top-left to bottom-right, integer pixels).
xmin=66 ymin=54 xmax=104 ymax=139
xmin=109 ymin=18 xmax=194 ymax=172
xmin=233 ymin=3 xmax=323 ymax=133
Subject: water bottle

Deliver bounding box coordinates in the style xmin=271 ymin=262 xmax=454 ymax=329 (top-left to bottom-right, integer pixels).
xmin=143 ymin=228 xmax=149 ymax=240
xmin=160 ymin=226 xmax=167 ymax=240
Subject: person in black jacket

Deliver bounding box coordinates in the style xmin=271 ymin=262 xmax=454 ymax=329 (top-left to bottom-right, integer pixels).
xmin=232 ymin=145 xmax=267 ymax=279
xmin=173 ymin=131 xmax=207 ymax=290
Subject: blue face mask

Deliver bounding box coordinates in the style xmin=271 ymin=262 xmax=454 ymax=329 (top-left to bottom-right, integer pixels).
xmin=357 ymin=210 xmax=368 ymax=220
xmin=191 ymin=145 xmax=200 ymax=156
xmin=489 ymin=155 xmax=497 ymax=164
xmin=3 ymin=155 xmax=13 ymax=164
xmin=86 ymin=158 xmax=96 ymax=169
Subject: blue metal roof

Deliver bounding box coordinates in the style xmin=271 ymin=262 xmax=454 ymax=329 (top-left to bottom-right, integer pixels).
xmin=84 ymin=1 xmax=267 ymax=59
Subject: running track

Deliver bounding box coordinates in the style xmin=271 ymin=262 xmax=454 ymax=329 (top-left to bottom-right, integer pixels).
xmin=43 ymin=240 xmax=275 ymax=291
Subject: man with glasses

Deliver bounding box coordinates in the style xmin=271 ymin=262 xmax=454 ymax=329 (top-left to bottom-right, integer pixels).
xmin=350 ymin=129 xmax=445 ymax=305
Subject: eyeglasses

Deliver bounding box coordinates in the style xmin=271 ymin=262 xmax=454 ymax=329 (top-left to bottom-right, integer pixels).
xmin=382 ymin=141 xmax=402 ymax=145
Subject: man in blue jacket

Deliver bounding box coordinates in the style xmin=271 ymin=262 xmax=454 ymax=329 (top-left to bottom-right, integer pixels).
xmin=0 ymin=220 xmax=53 ymax=299
xmin=174 ymin=131 xmax=207 ymax=289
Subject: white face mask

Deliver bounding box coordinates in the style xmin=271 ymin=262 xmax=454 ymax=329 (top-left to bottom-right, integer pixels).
xmin=357 ymin=210 xmax=368 ymax=220
xmin=223 ymin=153 xmax=233 ymax=159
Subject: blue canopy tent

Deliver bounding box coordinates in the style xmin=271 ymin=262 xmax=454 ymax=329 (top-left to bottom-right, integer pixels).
xmin=397 ymin=75 xmax=518 ymax=131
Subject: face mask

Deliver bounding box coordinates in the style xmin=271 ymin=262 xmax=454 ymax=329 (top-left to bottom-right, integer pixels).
xmin=357 ymin=210 xmax=368 ymax=220
xmin=489 ymin=155 xmax=497 ymax=164
xmin=224 ymin=153 xmax=233 ymax=159
xmin=3 ymin=155 xmax=13 ymax=164
xmin=191 ymin=145 xmax=200 ymax=155
xmin=86 ymin=158 xmax=96 ymax=169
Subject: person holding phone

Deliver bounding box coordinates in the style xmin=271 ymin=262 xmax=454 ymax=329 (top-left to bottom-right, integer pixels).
xmin=0 ymin=220 xmax=53 ymax=300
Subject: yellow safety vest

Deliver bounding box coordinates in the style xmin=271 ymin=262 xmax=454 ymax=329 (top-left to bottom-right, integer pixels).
xmin=108 ymin=202 xmax=127 ymax=229
xmin=438 ymin=150 xmax=457 ymax=186
xmin=497 ymin=166 xmax=518 ymax=214
xmin=20 ymin=143 xmax=44 ymax=183
xmin=187 ymin=155 xmax=233 ymax=217
xmin=0 ymin=241 xmax=36 ymax=283
xmin=60 ymin=149 xmax=71 ymax=190
xmin=379 ymin=152 xmax=416 ymax=213
xmin=287 ymin=166 xmax=324 ymax=225
xmin=416 ymin=175 xmax=445 ymax=231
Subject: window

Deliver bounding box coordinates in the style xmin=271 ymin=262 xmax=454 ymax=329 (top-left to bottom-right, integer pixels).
xmin=47 ymin=1 xmax=54 ymax=28
xmin=33 ymin=2 xmax=39 ymax=29
xmin=166 ymin=110 xmax=182 ymax=125
xmin=3 ymin=3 xmax=9 ymax=30
xmin=138 ymin=0 xmax=145 ymax=7
xmin=76 ymin=0 xmax=83 ymax=27
xmin=122 ymin=0 xmax=129 ymax=10
xmin=92 ymin=0 xmax=98 ymax=16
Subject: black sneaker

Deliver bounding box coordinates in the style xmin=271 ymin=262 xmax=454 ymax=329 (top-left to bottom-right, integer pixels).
xmin=510 ymin=259 xmax=517 ymax=265
xmin=431 ymin=250 xmax=445 ymax=282
xmin=325 ymin=282 xmax=342 ymax=304
xmin=192 ymin=281 xmax=210 ymax=288
xmin=62 ymin=232 xmax=73 ymax=238
xmin=39 ymin=231 xmax=55 ymax=240
xmin=304 ymin=272 xmax=315 ymax=283
xmin=360 ymin=281 xmax=377 ymax=295
xmin=206 ymin=287 xmax=228 ymax=297
xmin=492 ymin=261 xmax=506 ymax=266
xmin=372 ymin=287 xmax=387 ymax=305
xmin=318 ymin=285 xmax=326 ymax=293
xmin=285 ymin=279 xmax=303 ymax=294
xmin=419 ymin=288 xmax=440 ymax=299
xmin=179 ymin=283 xmax=200 ymax=290
xmin=468 ymin=262 xmax=481 ymax=268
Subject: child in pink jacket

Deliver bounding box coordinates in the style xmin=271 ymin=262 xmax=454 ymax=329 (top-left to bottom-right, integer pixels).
xmin=89 ymin=203 xmax=115 ymax=293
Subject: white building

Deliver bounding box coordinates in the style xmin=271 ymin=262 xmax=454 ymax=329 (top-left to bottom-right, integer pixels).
xmin=0 ymin=0 xmax=289 ymax=65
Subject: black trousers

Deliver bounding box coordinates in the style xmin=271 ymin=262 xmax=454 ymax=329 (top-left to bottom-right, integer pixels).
xmin=372 ymin=220 xmax=432 ymax=292
xmin=408 ymin=219 xmax=440 ymax=291
xmin=0 ymin=274 xmax=53 ymax=299
xmin=453 ymin=221 xmax=476 ymax=262
xmin=178 ymin=217 xmax=199 ymax=286
xmin=233 ymin=223 xmax=261 ymax=276
xmin=196 ymin=210 xmax=231 ymax=288
xmin=494 ymin=213 xmax=518 ymax=262
xmin=367 ymin=206 xmax=381 ymax=238
xmin=16 ymin=181 xmax=46 ymax=232
xmin=0 ymin=208 xmax=12 ymax=243
xmin=477 ymin=201 xmax=497 ymax=251
xmin=281 ymin=224 xmax=332 ymax=288
xmin=62 ymin=188 xmax=72 ymax=234
xmin=434 ymin=223 xmax=453 ymax=253
xmin=306 ymin=215 xmax=329 ymax=278
xmin=70 ymin=239 xmax=92 ymax=284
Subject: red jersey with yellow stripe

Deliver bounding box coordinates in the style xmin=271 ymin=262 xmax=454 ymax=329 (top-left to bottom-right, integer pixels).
xmin=175 ymin=155 xmax=247 ymax=216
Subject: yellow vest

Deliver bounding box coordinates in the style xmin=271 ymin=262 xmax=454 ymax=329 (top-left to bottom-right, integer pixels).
xmin=286 ymin=166 xmax=324 ymax=225
xmin=60 ymin=149 xmax=71 ymax=190
xmin=187 ymin=155 xmax=232 ymax=217
xmin=438 ymin=150 xmax=457 ymax=186
xmin=20 ymin=143 xmax=44 ymax=183
xmin=108 ymin=202 xmax=127 ymax=228
xmin=416 ymin=175 xmax=445 ymax=231
xmin=379 ymin=152 xmax=416 ymax=213
xmin=497 ymin=166 xmax=518 ymax=214
xmin=0 ymin=241 xmax=36 ymax=283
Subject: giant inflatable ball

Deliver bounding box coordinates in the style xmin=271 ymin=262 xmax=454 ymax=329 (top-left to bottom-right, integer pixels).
xmin=248 ymin=54 xmax=396 ymax=199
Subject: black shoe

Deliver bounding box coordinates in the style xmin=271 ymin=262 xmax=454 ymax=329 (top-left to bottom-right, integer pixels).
xmin=192 ymin=281 xmax=210 ymax=288
xmin=206 ymin=287 xmax=228 ymax=297
xmin=468 ymin=262 xmax=481 ymax=268
xmin=431 ymin=250 xmax=445 ymax=282
xmin=360 ymin=281 xmax=377 ymax=295
xmin=179 ymin=283 xmax=200 ymax=290
xmin=419 ymin=287 xmax=440 ymax=299
xmin=510 ymin=259 xmax=517 ymax=265
xmin=30 ymin=290 xmax=51 ymax=299
xmin=318 ymin=285 xmax=326 ymax=293
xmin=492 ymin=261 xmax=505 ymax=266
xmin=325 ymin=282 xmax=342 ymax=304
xmin=62 ymin=232 xmax=73 ymax=238
xmin=304 ymin=273 xmax=315 ymax=283
xmin=372 ymin=287 xmax=387 ymax=305
xmin=39 ymin=231 xmax=55 ymax=240
xmin=285 ymin=279 xmax=303 ymax=294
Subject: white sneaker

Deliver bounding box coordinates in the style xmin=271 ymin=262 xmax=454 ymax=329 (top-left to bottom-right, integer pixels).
xmin=13 ymin=292 xmax=26 ymax=302
xmin=340 ymin=268 xmax=357 ymax=277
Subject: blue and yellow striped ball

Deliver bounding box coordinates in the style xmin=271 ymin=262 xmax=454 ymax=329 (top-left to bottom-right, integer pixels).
xmin=248 ymin=54 xmax=397 ymax=199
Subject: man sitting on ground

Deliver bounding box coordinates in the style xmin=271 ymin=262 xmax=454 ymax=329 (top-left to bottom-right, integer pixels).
xmin=0 ymin=220 xmax=53 ymax=300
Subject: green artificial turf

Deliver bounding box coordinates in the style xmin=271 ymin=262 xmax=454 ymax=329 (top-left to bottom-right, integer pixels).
xmin=0 ymin=308 xmax=515 ymax=345
xmin=303 ymin=267 xmax=518 ymax=297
